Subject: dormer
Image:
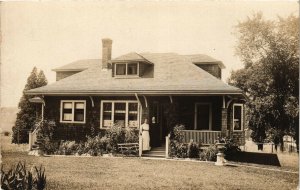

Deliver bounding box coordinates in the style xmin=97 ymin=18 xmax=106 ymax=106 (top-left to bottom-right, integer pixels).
xmin=186 ymin=54 xmax=225 ymax=79
xmin=111 ymin=52 xmax=154 ymax=78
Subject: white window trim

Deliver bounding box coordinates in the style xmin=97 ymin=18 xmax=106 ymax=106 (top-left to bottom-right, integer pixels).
xmin=114 ymin=62 xmax=139 ymax=77
xmin=194 ymin=103 xmax=212 ymax=130
xmin=60 ymin=100 xmax=86 ymax=124
xmin=100 ymin=100 xmax=139 ymax=129
xmin=233 ymin=103 xmax=243 ymax=131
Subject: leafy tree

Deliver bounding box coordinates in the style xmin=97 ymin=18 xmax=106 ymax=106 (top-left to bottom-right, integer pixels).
xmin=229 ymin=13 xmax=299 ymax=151
xmin=12 ymin=67 xmax=48 ymax=143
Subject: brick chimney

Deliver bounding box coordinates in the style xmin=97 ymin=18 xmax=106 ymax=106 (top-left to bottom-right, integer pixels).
xmin=102 ymin=38 xmax=112 ymax=69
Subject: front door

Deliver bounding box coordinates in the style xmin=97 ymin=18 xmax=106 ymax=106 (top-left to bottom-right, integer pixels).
xmin=149 ymin=101 xmax=167 ymax=147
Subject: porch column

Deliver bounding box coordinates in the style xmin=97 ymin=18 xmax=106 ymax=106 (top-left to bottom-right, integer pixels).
xmin=221 ymin=108 xmax=228 ymax=137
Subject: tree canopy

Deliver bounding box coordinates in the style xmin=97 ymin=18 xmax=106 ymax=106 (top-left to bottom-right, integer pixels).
xmin=228 ymin=13 xmax=299 ymax=150
xmin=12 ymin=67 xmax=48 ymax=144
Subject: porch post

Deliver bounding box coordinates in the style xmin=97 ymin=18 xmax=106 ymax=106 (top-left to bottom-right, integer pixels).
xmin=221 ymin=108 xmax=228 ymax=137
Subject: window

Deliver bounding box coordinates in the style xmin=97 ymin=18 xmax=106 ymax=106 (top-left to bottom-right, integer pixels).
xmin=115 ymin=63 xmax=139 ymax=76
xmin=233 ymin=104 xmax=243 ymax=131
xmin=60 ymin=100 xmax=86 ymax=123
xmin=101 ymin=101 xmax=139 ymax=128
xmin=116 ymin=64 xmax=126 ymax=75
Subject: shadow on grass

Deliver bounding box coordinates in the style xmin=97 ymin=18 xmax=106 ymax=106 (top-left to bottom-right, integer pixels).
xmin=226 ymin=152 xmax=281 ymax=167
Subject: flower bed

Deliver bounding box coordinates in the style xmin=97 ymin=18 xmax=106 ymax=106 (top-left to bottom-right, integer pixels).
xmin=38 ymin=122 xmax=139 ymax=157
xmin=169 ymin=124 xmax=240 ymax=161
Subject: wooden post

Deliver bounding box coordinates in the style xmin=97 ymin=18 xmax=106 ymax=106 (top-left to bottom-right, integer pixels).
xmin=139 ymin=133 xmax=143 ymax=157
xmin=28 ymin=132 xmax=32 ymax=151
xmin=165 ymin=134 xmax=170 ymax=158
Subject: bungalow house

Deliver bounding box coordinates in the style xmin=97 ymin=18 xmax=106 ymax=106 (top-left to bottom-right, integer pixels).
xmin=27 ymin=38 xmax=246 ymax=157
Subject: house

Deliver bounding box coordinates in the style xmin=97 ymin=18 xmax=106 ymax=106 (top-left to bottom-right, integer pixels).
xmin=27 ymin=38 xmax=246 ymax=157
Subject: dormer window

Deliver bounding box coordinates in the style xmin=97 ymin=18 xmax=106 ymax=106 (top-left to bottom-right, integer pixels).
xmin=115 ymin=62 xmax=139 ymax=77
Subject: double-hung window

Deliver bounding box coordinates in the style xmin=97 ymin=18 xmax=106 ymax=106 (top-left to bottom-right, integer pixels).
xmin=60 ymin=100 xmax=86 ymax=123
xmin=115 ymin=63 xmax=139 ymax=77
xmin=233 ymin=104 xmax=243 ymax=131
xmin=101 ymin=101 xmax=139 ymax=128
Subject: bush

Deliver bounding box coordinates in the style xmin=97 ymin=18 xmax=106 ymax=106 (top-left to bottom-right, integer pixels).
xmin=1 ymin=161 xmax=46 ymax=190
xmin=187 ymin=141 xmax=200 ymax=158
xmin=3 ymin=131 xmax=10 ymax=136
xmin=124 ymin=128 xmax=139 ymax=143
xmin=223 ymin=138 xmax=241 ymax=158
xmin=37 ymin=120 xmax=55 ymax=140
xmin=169 ymin=140 xmax=188 ymax=158
xmin=56 ymin=141 xmax=79 ymax=155
xmin=199 ymin=145 xmax=218 ymax=161
xmin=105 ymin=124 xmax=126 ymax=151
xmin=172 ymin=124 xmax=185 ymax=142
xmin=42 ymin=137 xmax=59 ymax=155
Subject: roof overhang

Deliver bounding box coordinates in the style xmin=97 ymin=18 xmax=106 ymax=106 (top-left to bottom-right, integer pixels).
xmin=26 ymin=90 xmax=246 ymax=98
xmin=29 ymin=97 xmax=45 ymax=104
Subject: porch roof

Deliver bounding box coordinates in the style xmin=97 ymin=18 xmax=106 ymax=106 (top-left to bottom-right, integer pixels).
xmin=27 ymin=53 xmax=243 ymax=96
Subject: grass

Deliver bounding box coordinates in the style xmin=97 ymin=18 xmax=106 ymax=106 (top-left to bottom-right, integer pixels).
xmin=1 ymin=135 xmax=299 ymax=190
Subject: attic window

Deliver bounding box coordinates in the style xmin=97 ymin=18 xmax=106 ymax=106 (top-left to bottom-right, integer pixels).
xmin=115 ymin=63 xmax=139 ymax=77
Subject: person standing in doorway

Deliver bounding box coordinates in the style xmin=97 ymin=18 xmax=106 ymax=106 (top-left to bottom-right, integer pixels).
xmin=141 ymin=119 xmax=150 ymax=151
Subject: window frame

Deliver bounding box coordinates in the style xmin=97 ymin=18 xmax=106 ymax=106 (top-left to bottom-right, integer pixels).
xmin=194 ymin=103 xmax=212 ymax=131
xmin=60 ymin=100 xmax=86 ymax=124
xmin=100 ymin=100 xmax=139 ymax=129
xmin=233 ymin=103 xmax=243 ymax=131
xmin=114 ymin=62 xmax=139 ymax=77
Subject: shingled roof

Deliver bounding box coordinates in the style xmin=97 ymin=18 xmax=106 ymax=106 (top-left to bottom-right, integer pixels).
xmin=112 ymin=52 xmax=152 ymax=64
xmin=52 ymin=59 xmax=100 ymax=71
xmin=27 ymin=53 xmax=243 ymax=95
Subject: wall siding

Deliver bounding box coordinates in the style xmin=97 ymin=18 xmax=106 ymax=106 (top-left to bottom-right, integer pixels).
xmin=43 ymin=95 xmax=242 ymax=144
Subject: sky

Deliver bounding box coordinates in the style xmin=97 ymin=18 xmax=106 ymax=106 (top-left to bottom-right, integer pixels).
xmin=0 ymin=1 xmax=298 ymax=107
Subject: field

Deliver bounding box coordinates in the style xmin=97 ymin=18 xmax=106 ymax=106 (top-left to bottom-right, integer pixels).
xmin=1 ymin=135 xmax=299 ymax=190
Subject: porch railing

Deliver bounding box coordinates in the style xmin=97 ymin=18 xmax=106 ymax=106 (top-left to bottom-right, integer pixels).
xmin=28 ymin=121 xmax=42 ymax=151
xmin=180 ymin=130 xmax=222 ymax=145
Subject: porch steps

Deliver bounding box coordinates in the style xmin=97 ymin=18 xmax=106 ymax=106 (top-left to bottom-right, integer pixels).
xmin=142 ymin=145 xmax=166 ymax=158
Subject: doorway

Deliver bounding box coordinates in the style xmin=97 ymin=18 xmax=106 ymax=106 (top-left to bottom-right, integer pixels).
xmin=149 ymin=101 xmax=167 ymax=147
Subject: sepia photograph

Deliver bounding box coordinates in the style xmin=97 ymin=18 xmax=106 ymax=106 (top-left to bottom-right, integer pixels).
xmin=0 ymin=1 xmax=298 ymax=189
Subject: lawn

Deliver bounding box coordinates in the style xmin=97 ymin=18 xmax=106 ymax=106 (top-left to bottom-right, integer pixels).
xmin=1 ymin=135 xmax=299 ymax=190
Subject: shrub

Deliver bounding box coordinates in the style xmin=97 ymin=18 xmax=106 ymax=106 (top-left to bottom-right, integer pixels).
xmin=56 ymin=141 xmax=79 ymax=155
xmin=223 ymin=138 xmax=241 ymax=158
xmin=187 ymin=141 xmax=200 ymax=158
xmin=124 ymin=128 xmax=139 ymax=143
xmin=37 ymin=120 xmax=55 ymax=140
xmin=169 ymin=140 xmax=188 ymax=158
xmin=1 ymin=161 xmax=46 ymax=190
xmin=42 ymin=137 xmax=59 ymax=155
xmin=105 ymin=124 xmax=126 ymax=151
xmin=172 ymin=124 xmax=185 ymax=142
xmin=3 ymin=131 xmax=10 ymax=136
xmin=37 ymin=120 xmax=56 ymax=154
xmin=199 ymin=145 xmax=218 ymax=161
xmin=81 ymin=135 xmax=105 ymax=156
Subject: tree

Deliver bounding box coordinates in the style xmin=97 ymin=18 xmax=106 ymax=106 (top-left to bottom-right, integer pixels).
xmin=12 ymin=67 xmax=48 ymax=144
xmin=228 ymin=13 xmax=299 ymax=151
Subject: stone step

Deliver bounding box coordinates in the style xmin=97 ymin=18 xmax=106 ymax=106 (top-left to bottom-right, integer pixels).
xmin=151 ymin=147 xmax=166 ymax=150
xmin=142 ymin=153 xmax=165 ymax=158
xmin=148 ymin=150 xmax=165 ymax=154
